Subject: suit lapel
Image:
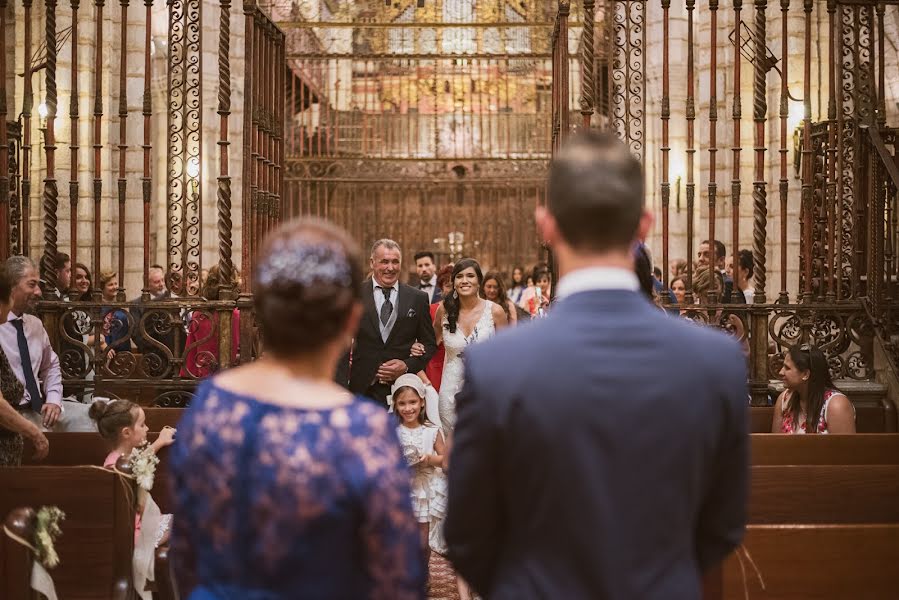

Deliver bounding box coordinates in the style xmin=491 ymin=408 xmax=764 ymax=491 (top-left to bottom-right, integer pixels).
xmin=384 ymin=285 xmax=410 ymax=346
xmin=362 ymin=280 xmax=381 ymax=340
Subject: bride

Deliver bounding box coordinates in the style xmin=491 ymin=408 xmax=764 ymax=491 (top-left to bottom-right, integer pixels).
xmin=433 ymin=259 xmax=508 ymax=438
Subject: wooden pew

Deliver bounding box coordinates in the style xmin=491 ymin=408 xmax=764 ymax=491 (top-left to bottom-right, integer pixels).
xmin=748 ymin=465 xmax=899 ymax=524
xmin=721 ymin=525 xmax=899 ymax=599
xmin=0 ymin=467 xmax=135 ymax=599
xmin=750 ymin=400 xmax=897 ymax=433
xmin=22 ymin=433 xmax=176 ymax=514
xmin=751 ymin=434 xmax=899 ymax=465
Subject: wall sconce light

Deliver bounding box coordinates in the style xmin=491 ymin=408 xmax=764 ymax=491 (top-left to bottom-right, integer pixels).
xmin=37 ymin=102 xmax=49 ymax=128
xmin=674 ymin=175 xmax=682 ymax=213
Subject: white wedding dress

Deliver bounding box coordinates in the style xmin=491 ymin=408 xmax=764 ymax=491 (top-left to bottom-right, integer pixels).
xmin=438 ymin=300 xmax=496 ymax=438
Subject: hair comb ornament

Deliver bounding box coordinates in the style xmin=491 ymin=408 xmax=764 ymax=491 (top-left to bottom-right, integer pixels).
xmin=256 ymin=240 xmax=353 ymax=288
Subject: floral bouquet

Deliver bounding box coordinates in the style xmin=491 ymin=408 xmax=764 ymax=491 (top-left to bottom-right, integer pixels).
xmin=401 ymin=444 xmax=422 ymax=467
xmin=128 ymin=444 xmax=161 ymax=491
xmin=34 ymin=506 xmax=65 ymax=569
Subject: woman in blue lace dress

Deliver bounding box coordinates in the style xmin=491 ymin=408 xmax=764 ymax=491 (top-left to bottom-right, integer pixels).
xmin=169 ymin=219 xmax=425 ymax=599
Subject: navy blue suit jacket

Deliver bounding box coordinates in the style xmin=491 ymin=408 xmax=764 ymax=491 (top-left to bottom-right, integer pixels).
xmin=444 ymin=289 xmax=749 ymax=600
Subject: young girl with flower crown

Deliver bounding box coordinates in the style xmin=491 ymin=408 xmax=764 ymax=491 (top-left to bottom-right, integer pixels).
xmin=89 ymin=398 xmax=176 ymax=546
xmin=389 ymin=375 xmax=448 ymax=572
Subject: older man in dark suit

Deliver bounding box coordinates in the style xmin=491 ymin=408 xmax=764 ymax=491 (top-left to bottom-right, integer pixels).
xmin=337 ymin=239 xmax=436 ymax=405
xmin=445 ymin=131 xmax=749 ymax=599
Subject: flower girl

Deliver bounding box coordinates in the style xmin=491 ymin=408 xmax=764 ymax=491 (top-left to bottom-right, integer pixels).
xmin=388 ymin=375 xmax=448 ymax=568
xmin=89 ymin=398 xmax=175 ymax=546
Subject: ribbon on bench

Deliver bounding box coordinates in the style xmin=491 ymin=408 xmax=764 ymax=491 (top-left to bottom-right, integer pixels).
xmin=94 ymin=463 xmax=168 ymax=600
xmin=734 ymin=543 xmax=766 ymax=600
xmin=2 ymin=525 xmax=59 ymax=600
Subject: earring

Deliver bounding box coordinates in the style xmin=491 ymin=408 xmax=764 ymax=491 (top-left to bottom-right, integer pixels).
xmin=453 ymin=290 xmax=458 ymax=299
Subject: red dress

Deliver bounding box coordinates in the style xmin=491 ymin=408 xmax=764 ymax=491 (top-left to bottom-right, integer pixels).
xmin=424 ymin=303 xmax=445 ymax=392
xmin=181 ymin=309 xmax=240 ymax=378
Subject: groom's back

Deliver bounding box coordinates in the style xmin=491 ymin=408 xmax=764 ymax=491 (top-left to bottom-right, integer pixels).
xmin=451 ymin=290 xmax=749 ymax=600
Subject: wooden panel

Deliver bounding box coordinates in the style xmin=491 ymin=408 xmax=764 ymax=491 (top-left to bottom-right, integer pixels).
xmin=722 ymin=525 xmax=899 ymax=599
xmin=144 ymin=408 xmax=186 ymax=431
xmin=748 ymin=465 xmax=899 ymax=524
xmin=750 ymin=434 xmax=899 ymax=465
xmin=0 ymin=467 xmax=134 ymax=599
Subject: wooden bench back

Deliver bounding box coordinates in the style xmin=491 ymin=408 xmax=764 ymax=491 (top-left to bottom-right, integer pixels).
xmin=751 ymin=434 xmax=899 ymax=465
xmin=720 ymin=524 xmax=899 ymax=599
xmin=0 ymin=467 xmax=135 ymax=600
xmin=748 ymin=465 xmax=899 ymax=524
xmin=144 ymin=407 xmax=185 ymax=431
xmin=22 ymin=433 xmax=175 ymax=514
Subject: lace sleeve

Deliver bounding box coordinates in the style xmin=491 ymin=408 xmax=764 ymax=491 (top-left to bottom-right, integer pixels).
xmin=355 ymin=408 xmax=426 ymax=600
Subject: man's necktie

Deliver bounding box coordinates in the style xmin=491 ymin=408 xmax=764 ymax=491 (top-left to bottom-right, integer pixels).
xmin=419 ymin=283 xmax=429 ymax=289
xmin=378 ymin=286 xmax=393 ymax=326
xmin=11 ymin=319 xmax=43 ymax=411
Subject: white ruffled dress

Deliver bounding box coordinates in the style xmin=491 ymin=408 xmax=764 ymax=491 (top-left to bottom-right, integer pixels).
xmin=396 ymin=423 xmax=448 ymax=525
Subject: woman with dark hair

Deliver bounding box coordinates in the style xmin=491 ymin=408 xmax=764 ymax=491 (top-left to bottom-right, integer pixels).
xmin=433 ymin=259 xmax=507 ymax=438
xmin=0 ymin=263 xmax=49 ymax=465
xmin=482 ymin=271 xmax=517 ymax=325
xmin=170 ymin=218 xmax=425 ymax=598
xmin=422 ymin=264 xmax=455 ymax=393
xmin=508 ymin=266 xmax=527 ymax=304
xmin=772 ymin=344 xmax=855 ymax=434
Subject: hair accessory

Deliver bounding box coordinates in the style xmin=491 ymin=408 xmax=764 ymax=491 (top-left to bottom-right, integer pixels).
xmin=386 ymin=374 xmax=427 ymax=413
xmin=256 ymin=239 xmax=352 ymax=288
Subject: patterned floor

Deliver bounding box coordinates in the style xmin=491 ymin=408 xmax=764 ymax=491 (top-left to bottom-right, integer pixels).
xmin=428 ymin=553 xmax=461 ymax=600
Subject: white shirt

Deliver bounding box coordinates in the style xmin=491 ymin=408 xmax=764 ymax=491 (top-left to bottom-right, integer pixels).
xmin=555 ymin=267 xmax=640 ymax=300
xmin=0 ymin=312 xmax=63 ymax=407
xmin=418 ymin=275 xmax=437 ymax=302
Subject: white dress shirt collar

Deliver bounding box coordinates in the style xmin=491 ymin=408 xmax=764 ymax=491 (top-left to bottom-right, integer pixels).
xmin=371 ymin=278 xmax=399 ymax=295
xmin=555 ymin=267 xmax=639 ymax=300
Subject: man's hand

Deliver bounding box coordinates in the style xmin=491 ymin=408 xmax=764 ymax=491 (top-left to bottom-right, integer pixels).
xmin=28 ymin=428 xmax=49 ymax=460
xmin=41 ymin=403 xmax=61 ymax=429
xmin=377 ymin=359 xmax=408 ymax=384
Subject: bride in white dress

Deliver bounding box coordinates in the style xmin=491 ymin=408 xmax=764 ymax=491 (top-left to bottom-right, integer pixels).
xmin=433 ymin=259 xmax=508 ymax=438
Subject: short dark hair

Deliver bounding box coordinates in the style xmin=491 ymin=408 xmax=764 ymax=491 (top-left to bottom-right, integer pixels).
xmin=702 ymin=239 xmax=727 ymax=261
xmin=53 ymin=252 xmax=70 ymax=270
xmin=414 ymin=251 xmax=435 ymax=263
xmin=254 ymin=218 xmax=363 ymax=357
xmin=547 ymin=131 xmax=644 ymax=253
xmin=738 ymin=248 xmax=754 ymax=278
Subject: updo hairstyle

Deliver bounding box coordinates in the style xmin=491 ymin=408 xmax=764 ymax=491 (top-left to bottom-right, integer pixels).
xmin=89 ymin=398 xmax=140 ymax=442
xmin=253 ymin=218 xmax=362 ymax=357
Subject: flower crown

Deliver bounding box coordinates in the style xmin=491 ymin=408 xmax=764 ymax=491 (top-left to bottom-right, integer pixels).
xmin=256 ymin=239 xmax=353 ymax=288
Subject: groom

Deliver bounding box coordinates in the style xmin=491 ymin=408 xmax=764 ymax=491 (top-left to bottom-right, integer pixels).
xmin=337 ymin=238 xmax=436 ymax=405
xmin=444 ymin=131 xmax=749 ymax=599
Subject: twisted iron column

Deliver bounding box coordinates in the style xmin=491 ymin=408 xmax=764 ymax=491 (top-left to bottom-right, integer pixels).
xmin=41 ymin=0 xmax=60 ymax=293
xmin=579 ymin=0 xmax=595 ymax=129
xmin=217 ymin=0 xmax=234 ymax=294
xmin=751 ymin=0 xmax=768 ymax=304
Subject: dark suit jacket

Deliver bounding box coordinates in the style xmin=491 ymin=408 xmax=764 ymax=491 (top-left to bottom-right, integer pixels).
xmin=445 ymin=289 xmax=749 ymax=600
xmin=337 ymin=280 xmax=437 ymax=404
xmin=130 ymin=292 xmax=179 ymax=377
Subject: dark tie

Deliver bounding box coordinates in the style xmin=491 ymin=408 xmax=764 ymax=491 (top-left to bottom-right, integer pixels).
xmin=378 ymin=286 xmax=393 ymax=326
xmin=419 ymin=283 xmax=429 ymax=289
xmin=11 ymin=319 xmax=43 ymax=411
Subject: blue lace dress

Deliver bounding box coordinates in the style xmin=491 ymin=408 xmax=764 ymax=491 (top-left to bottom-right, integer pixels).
xmin=169 ymin=380 xmax=425 ymax=600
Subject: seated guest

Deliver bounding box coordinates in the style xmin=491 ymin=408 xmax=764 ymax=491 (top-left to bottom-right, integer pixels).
xmin=69 ymin=262 xmax=93 ymax=301
xmin=423 ymin=264 xmax=454 ymax=392
xmin=170 ymin=217 xmax=425 ymax=598
xmin=507 ymin=266 xmax=527 ymax=305
xmin=670 ymin=276 xmax=687 ymax=305
xmin=772 ymin=344 xmax=856 ymax=434
xmin=180 ymin=265 xmax=239 ymax=378
xmin=518 ymin=266 xmax=552 ymax=317
xmin=98 ymin=271 xmax=131 ymax=355
xmin=736 ymin=248 xmax=754 ymax=304
xmin=132 ymin=265 xmax=179 ymax=377
xmin=0 ymin=262 xmax=49 ymax=465
xmin=482 ymin=271 xmax=517 ymax=326
xmin=47 ymin=252 xmax=71 ymax=300
xmin=0 ymin=256 xmax=90 ymax=431
xmin=61 ymin=263 xmax=94 ymax=398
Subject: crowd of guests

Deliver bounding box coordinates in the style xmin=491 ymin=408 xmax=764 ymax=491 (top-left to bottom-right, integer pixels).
xmin=45 ymin=252 xmax=239 ymax=379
